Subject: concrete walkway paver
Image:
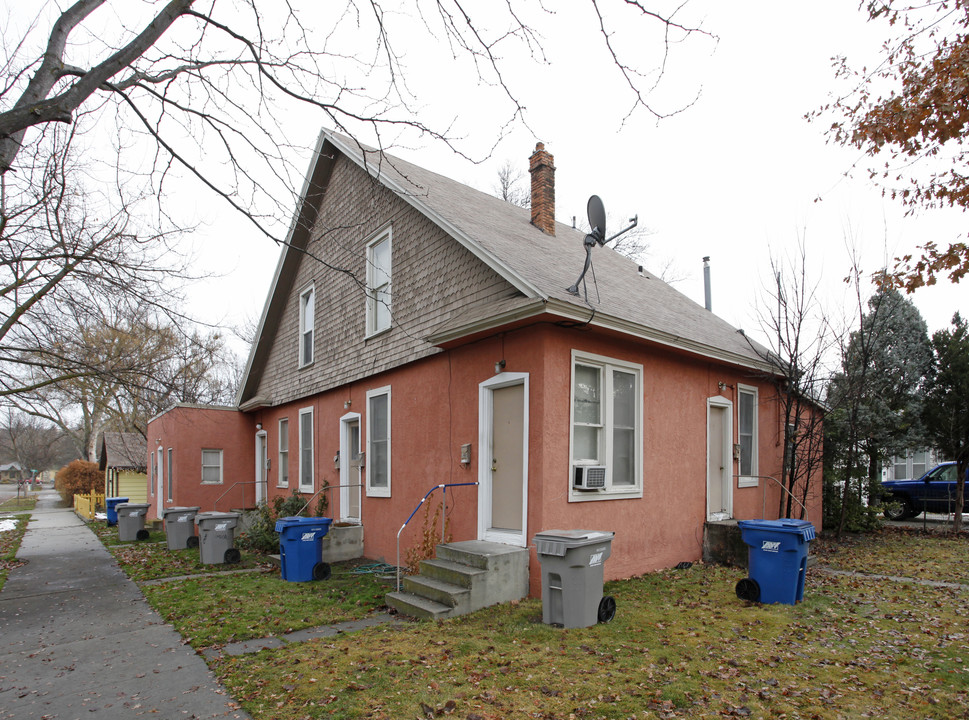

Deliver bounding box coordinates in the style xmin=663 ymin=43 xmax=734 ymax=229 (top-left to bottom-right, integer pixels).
xmin=0 ymin=490 xmax=250 ymax=719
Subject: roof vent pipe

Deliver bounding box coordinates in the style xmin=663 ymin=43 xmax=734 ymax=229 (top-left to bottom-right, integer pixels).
xmin=703 ymin=256 xmax=712 ymax=311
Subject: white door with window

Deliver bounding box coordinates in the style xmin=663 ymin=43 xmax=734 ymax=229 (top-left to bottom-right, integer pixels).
xmin=707 ymin=398 xmax=733 ymax=520
xmin=478 ymin=373 xmax=528 ymax=546
xmin=255 ymin=431 xmax=268 ymax=505
xmin=340 ymin=413 xmax=362 ymax=522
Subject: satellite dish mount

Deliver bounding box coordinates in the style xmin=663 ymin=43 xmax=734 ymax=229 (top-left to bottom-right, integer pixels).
xmin=567 ymin=195 xmax=638 ymax=296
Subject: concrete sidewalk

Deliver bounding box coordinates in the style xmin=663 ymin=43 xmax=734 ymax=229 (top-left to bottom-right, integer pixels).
xmin=0 ymin=490 xmax=250 ymax=719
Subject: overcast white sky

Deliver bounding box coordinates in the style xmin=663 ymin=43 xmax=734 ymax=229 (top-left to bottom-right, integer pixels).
xmin=182 ymin=1 xmax=966 ymax=357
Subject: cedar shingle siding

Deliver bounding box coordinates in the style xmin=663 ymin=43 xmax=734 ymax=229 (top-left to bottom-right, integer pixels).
xmin=254 ymin=154 xmax=518 ymax=407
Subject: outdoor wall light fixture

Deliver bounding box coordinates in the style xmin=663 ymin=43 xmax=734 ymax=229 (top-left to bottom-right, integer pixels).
xmin=256 ymin=423 xmax=262 ymax=430
xmin=344 ymin=400 xmax=352 ymax=409
xmin=495 ymin=359 xmax=506 ymax=374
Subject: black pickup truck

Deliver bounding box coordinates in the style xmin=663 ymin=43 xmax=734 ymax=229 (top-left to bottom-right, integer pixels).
xmin=881 ymin=462 xmax=968 ymax=520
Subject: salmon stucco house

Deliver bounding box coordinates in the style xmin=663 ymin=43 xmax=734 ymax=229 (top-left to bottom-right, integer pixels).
xmin=148 ymin=130 xmax=822 ymax=616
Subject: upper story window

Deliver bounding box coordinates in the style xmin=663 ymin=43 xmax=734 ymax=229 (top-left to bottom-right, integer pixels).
xmin=366 ymin=229 xmax=392 ymax=336
xmin=299 ymin=284 xmax=315 ymax=367
xmin=737 ymin=384 xmax=759 ymax=487
xmin=569 ymin=350 xmax=643 ymax=501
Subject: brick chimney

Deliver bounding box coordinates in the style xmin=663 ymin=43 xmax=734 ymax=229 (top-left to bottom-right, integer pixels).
xmin=529 ymin=142 xmax=555 ymax=235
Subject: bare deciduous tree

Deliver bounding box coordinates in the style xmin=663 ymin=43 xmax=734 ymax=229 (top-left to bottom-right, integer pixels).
xmin=1 ymin=0 xmax=707 ymax=402
xmin=750 ymin=240 xmax=831 ymax=523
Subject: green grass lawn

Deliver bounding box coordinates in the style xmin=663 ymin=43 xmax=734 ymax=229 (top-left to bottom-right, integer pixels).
xmin=141 ymin=564 xmax=389 ymax=648
xmin=0 ymin=514 xmax=29 ymax=591
xmin=96 ymin=522 xmax=969 ymax=719
xmin=89 ymin=519 xmax=270 ymax=581
xmin=0 ymin=495 xmax=37 ymax=512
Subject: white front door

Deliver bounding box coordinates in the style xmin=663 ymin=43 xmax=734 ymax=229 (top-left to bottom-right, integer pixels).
xmin=707 ymin=398 xmax=733 ymax=520
xmin=255 ymin=431 xmax=268 ymax=505
xmin=340 ymin=413 xmax=362 ymax=522
xmin=478 ymin=373 xmax=529 ymax=546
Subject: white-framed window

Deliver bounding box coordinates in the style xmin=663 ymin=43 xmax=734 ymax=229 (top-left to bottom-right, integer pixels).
xmin=892 ymin=449 xmax=930 ymax=480
xmin=299 ymin=284 xmax=315 ymax=367
xmin=569 ymin=350 xmax=643 ymax=500
xmin=167 ymin=448 xmax=174 ymax=501
xmin=366 ymin=386 xmax=391 ymax=497
xmin=278 ymin=418 xmax=289 ymax=488
xmin=299 ymin=407 xmax=314 ymax=492
xmin=201 ymin=449 xmax=223 ymax=484
xmin=737 ymin=384 xmax=759 ymax=488
xmin=366 ymin=229 xmax=392 ymax=336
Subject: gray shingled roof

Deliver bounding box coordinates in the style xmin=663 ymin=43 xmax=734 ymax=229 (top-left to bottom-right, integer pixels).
xmin=98 ymin=432 xmax=147 ymax=472
xmin=325 ymin=132 xmax=774 ymax=373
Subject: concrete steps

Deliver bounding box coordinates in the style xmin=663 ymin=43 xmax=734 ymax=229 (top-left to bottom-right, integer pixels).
xmin=386 ymin=540 xmax=529 ymax=621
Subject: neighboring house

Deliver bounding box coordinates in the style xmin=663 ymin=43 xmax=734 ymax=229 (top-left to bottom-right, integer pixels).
xmin=0 ymin=462 xmax=26 ymax=482
xmin=148 ymin=130 xmax=823 ymax=596
xmin=146 ymin=405 xmax=256 ymax=520
xmin=98 ymin=432 xmax=148 ymax=502
xmin=883 ymin=449 xmax=946 ymax=482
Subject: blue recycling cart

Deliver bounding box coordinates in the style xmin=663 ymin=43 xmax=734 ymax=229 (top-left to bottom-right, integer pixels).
xmin=275 ymin=516 xmax=333 ymax=582
xmin=736 ymin=519 xmax=815 ymax=605
xmin=105 ymin=497 xmax=129 ymax=526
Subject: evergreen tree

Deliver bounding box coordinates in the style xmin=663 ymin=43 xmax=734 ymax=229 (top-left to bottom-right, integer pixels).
xmin=923 ymin=313 xmax=969 ymax=532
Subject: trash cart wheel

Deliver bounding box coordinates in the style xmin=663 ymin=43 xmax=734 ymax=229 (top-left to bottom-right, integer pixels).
xmin=186 ymin=536 xmax=199 ymax=549
xmin=735 ymin=577 xmax=760 ymax=602
xmin=223 ymin=548 xmax=242 ymax=564
xmin=312 ymin=562 xmax=332 ymax=581
xmin=597 ymin=595 xmax=617 ymax=624
xmin=136 ymin=529 xmax=150 ymax=541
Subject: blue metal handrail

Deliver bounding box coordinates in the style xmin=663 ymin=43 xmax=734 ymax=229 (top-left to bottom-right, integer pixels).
xmin=396 ymin=482 xmax=478 ymax=592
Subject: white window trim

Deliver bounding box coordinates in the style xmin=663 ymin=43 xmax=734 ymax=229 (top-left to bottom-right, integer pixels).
xmin=366 ymin=385 xmax=392 ymax=497
xmin=201 ymin=448 xmax=224 ymax=485
xmin=277 ymin=418 xmax=289 ymax=489
xmin=298 ymin=284 xmax=315 ymax=368
xmin=156 ymin=447 xmax=164 ymax=500
xmin=568 ymin=350 xmax=644 ymax=502
xmin=298 ymin=407 xmax=314 ymax=492
xmin=737 ymin=384 xmax=759 ymax=488
xmin=166 ymin=448 xmax=174 ymax=501
xmin=365 ymin=227 xmax=392 ymax=338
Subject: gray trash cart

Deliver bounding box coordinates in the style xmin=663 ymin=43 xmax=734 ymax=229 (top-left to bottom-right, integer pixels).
xmin=116 ymin=503 xmax=152 ymax=542
xmin=195 ymin=511 xmax=242 ymax=565
xmin=161 ymin=506 xmax=201 ymax=550
xmin=533 ymin=529 xmax=616 ymax=628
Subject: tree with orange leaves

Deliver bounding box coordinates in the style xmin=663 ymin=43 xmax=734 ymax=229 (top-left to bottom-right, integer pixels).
xmin=821 ymin=1 xmax=969 ymax=291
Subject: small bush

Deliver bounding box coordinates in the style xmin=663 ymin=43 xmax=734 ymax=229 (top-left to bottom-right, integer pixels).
xmin=55 ymin=460 xmax=101 ymax=503
xmin=237 ymin=489 xmax=313 ymax=554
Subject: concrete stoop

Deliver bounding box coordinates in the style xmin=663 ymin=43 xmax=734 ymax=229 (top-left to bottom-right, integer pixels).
xmin=386 ymin=540 xmax=529 ymax=620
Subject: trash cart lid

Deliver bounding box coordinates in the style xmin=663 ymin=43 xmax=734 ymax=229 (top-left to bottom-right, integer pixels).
xmin=194 ymin=510 xmax=240 ymax=521
xmin=533 ymin=530 xmax=614 ymax=555
xmin=738 ymin=518 xmax=815 ymax=541
xmin=161 ymin=506 xmax=200 ymax=515
xmin=116 ymin=502 xmax=151 ymax=510
xmin=274 ymin=516 xmax=332 ymax=532
xmin=534 ymin=529 xmax=614 ymax=542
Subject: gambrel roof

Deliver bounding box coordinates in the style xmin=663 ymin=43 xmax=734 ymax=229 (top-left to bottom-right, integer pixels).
xmin=237 ymin=130 xmax=774 ymax=408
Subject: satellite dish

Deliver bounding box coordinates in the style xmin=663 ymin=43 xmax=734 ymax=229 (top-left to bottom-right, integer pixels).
xmin=587 ymin=195 xmax=606 ymax=245
xmin=567 ymin=194 xmax=639 ymax=297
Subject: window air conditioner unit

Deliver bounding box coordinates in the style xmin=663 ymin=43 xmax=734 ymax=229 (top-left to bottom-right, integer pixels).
xmin=573 ymin=465 xmax=606 ymax=490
